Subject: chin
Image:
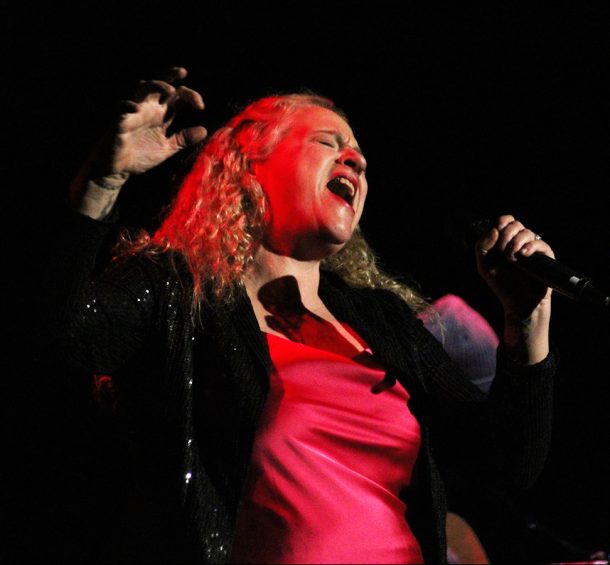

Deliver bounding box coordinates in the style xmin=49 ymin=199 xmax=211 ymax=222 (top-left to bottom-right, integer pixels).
xmin=322 ymin=241 xmax=348 ymax=258
xmin=284 ymin=231 xmax=347 ymax=261
xmin=315 ymin=229 xmax=353 ymax=257
xmin=323 ymin=216 xmax=357 ymax=239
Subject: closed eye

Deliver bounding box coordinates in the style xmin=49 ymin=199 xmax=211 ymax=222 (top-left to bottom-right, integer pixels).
xmin=318 ymin=140 xmax=336 ymax=148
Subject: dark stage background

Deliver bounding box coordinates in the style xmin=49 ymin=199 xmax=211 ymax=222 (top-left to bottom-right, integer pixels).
xmin=4 ymin=2 xmax=610 ymax=563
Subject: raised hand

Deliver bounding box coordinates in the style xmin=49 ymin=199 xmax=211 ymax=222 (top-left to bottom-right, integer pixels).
xmin=108 ymin=67 xmax=207 ymax=175
xmin=70 ymin=67 xmax=207 ymax=219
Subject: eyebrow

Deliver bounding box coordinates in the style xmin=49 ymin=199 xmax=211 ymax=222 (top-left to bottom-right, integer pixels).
xmin=313 ymin=129 xmax=364 ymax=155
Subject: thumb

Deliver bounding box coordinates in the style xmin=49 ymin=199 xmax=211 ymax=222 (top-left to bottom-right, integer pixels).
xmin=476 ymin=227 xmax=498 ymax=258
xmin=171 ymin=126 xmax=208 ymax=150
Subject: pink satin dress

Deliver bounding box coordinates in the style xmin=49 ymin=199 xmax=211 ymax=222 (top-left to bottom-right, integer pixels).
xmin=230 ymin=324 xmax=424 ymax=564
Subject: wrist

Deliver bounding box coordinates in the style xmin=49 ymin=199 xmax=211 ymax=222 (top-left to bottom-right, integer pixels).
xmin=89 ymin=171 xmax=130 ymax=191
xmin=503 ymin=305 xmax=551 ymax=365
xmin=70 ymin=176 xmax=126 ymax=220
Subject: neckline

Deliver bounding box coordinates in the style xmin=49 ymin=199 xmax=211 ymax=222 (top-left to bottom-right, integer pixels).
xmin=262 ymin=329 xmax=374 ymax=360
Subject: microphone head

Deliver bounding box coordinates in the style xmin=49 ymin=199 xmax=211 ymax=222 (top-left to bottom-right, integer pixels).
xmin=459 ymin=217 xmax=493 ymax=250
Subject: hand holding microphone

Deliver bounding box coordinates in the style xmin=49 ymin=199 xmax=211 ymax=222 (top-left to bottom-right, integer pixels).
xmin=469 ymin=217 xmax=609 ymax=311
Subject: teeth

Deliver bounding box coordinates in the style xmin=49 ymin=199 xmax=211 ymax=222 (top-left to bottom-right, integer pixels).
xmin=337 ymin=177 xmax=355 ymax=197
xmin=327 ymin=176 xmax=356 ymax=203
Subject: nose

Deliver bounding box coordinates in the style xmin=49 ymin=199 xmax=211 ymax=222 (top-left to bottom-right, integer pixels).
xmin=339 ymin=147 xmax=367 ymax=174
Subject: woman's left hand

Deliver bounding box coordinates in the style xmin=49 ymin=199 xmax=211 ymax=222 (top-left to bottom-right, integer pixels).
xmin=475 ymin=215 xmax=554 ymax=363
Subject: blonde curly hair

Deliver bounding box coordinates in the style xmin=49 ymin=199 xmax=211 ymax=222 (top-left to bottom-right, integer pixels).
xmin=118 ymin=92 xmax=428 ymax=313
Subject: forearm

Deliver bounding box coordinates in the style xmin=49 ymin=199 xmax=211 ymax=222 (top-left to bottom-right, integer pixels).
xmin=490 ymin=344 xmax=556 ymax=488
xmin=69 ymin=172 xmax=129 ymax=220
xmin=502 ymin=299 xmax=551 ymax=365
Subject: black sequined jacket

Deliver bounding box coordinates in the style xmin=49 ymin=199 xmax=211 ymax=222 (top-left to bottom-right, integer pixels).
xmin=42 ymin=210 xmax=556 ymax=564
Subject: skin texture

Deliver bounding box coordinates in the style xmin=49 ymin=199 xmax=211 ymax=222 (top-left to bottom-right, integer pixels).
xmin=252 ymin=106 xmax=368 ymax=260
xmin=69 ymin=66 xmax=554 ymax=365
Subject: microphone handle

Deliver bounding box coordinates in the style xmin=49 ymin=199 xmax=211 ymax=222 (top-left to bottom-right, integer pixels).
xmin=515 ymin=252 xmax=610 ymax=308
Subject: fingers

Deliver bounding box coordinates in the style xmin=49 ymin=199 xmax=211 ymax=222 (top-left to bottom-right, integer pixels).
xmin=480 ymin=215 xmax=555 ymax=261
xmin=176 ymin=85 xmax=205 ymax=110
xmin=171 ymin=126 xmax=208 ymax=149
xmin=134 ymin=79 xmax=178 ymax=103
xmin=158 ymin=66 xmax=188 ymax=82
xmin=497 ymin=217 xmax=535 ymax=259
xmin=115 ymin=67 xmax=205 ymax=136
xmin=133 ymin=67 xmax=187 ymax=101
xmin=132 ymin=67 xmax=205 ymax=110
xmin=513 ymin=232 xmax=554 ymax=260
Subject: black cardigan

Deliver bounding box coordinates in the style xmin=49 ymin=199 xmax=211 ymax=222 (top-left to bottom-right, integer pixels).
xmin=41 ymin=210 xmax=556 ymax=564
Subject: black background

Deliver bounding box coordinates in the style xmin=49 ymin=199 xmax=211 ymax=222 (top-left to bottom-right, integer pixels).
xmin=4 ymin=1 xmax=610 ymax=562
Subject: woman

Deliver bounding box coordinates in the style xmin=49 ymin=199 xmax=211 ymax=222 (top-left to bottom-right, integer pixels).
xmin=49 ymin=67 xmax=556 ymax=564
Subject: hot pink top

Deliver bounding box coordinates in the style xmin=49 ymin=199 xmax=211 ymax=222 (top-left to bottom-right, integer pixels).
xmin=230 ymin=326 xmax=423 ymax=564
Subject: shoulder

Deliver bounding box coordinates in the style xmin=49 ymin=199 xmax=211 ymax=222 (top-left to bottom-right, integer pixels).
xmin=102 ymin=249 xmax=193 ymax=303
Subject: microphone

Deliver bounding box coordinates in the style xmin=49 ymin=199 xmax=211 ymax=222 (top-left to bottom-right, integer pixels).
xmin=466 ymin=219 xmax=610 ymax=310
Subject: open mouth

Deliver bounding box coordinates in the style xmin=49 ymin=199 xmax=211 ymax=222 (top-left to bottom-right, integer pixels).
xmin=326 ymin=176 xmax=356 ymax=206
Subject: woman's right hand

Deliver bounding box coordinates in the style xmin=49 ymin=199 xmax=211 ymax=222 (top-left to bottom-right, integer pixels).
xmin=70 ymin=67 xmax=207 ymax=219
xmin=106 ymin=66 xmax=207 ymax=175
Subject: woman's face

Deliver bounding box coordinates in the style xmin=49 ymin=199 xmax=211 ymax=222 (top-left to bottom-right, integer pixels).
xmin=253 ymin=106 xmax=368 ymax=260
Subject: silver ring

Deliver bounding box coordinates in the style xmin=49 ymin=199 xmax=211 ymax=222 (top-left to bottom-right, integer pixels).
xmin=534 ymin=233 xmax=542 ymax=240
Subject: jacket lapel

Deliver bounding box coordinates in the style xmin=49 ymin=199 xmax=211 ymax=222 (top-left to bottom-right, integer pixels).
xmin=229 ymin=289 xmax=274 ymax=377
xmin=318 ymin=272 xmax=428 ymax=396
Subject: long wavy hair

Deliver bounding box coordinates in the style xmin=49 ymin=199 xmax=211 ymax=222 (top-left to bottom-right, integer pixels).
xmin=117 ymin=92 xmax=428 ymax=313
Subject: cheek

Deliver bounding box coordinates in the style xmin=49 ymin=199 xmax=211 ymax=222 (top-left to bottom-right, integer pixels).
xmin=357 ymin=182 xmax=368 ymax=219
xmin=252 ymin=161 xmax=283 ymax=212
xmin=253 ymin=151 xmax=303 ymax=196
xmin=361 ymin=182 xmax=369 ymax=205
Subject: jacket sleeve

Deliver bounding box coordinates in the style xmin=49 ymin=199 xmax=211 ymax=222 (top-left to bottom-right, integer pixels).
xmin=39 ymin=207 xmax=175 ymax=375
xmin=377 ymin=288 xmax=557 ymax=491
